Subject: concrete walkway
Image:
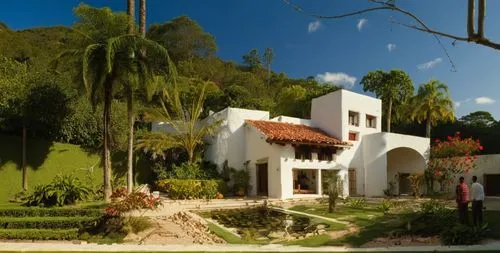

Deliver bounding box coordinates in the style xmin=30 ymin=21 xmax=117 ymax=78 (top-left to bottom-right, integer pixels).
xmin=1 ymin=241 xmax=500 ymax=252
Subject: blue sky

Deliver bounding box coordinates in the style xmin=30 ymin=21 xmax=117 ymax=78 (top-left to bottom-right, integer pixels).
xmin=2 ymin=0 xmax=500 ymax=119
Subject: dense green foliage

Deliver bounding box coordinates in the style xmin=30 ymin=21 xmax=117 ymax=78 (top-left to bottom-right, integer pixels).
xmin=0 ymin=216 xmax=100 ymax=229
xmin=155 ymin=179 xmax=224 ymax=199
xmin=0 ymin=208 xmax=103 ymax=217
xmin=0 ymin=228 xmax=80 ymax=240
xmin=25 ymin=174 xmax=92 ymax=207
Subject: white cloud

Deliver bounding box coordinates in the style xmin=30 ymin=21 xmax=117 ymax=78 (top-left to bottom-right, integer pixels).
xmin=387 ymin=43 xmax=396 ymax=52
xmin=475 ymin=97 xmax=496 ymax=105
xmin=357 ymin=19 xmax=368 ymax=31
xmin=417 ymin=57 xmax=442 ymax=70
xmin=455 ymin=97 xmax=495 ymax=107
xmin=316 ymin=72 xmax=357 ymax=89
xmin=308 ymin=20 xmax=321 ymax=33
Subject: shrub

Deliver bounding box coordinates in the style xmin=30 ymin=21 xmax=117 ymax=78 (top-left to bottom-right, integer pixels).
xmin=0 ymin=208 xmax=103 ymax=217
xmin=0 ymin=229 xmax=79 ymax=240
xmin=378 ymin=199 xmax=394 ymax=214
xmin=25 ymin=173 xmax=92 ymax=207
xmin=345 ymin=198 xmax=367 ymax=209
xmin=407 ymin=200 xmax=456 ymax=236
xmin=168 ymin=163 xmax=202 ymax=179
xmin=156 ymin=179 xmax=225 ymax=200
xmin=123 ymin=217 xmax=153 ymax=234
xmin=383 ymin=181 xmax=397 ymax=197
xmin=440 ymin=223 xmax=489 ymax=245
xmin=0 ymin=216 xmax=100 ymax=229
xmin=408 ymin=173 xmax=424 ymax=198
xmin=105 ymin=190 xmax=162 ymax=217
xmin=230 ymin=161 xmax=252 ymax=196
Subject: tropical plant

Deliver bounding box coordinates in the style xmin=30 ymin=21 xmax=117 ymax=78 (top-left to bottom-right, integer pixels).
xmin=230 ymin=161 xmax=252 ymax=196
xmin=105 ymin=189 xmax=162 ymax=217
xmin=326 ymin=173 xmax=343 ymax=213
xmin=54 ymin=4 xmax=176 ymax=200
xmin=408 ymin=80 xmax=455 ymax=138
xmin=136 ymin=77 xmax=221 ymax=163
xmin=360 ymin=69 xmax=414 ymax=132
xmin=426 ymin=132 xmax=482 ymax=192
xmin=25 ymin=174 xmax=92 ymax=207
xmin=408 ymin=173 xmax=424 ymax=198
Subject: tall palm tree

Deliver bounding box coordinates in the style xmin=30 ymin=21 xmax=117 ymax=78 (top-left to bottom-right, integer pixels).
xmin=409 ymin=80 xmax=455 ymax=138
xmin=140 ymin=0 xmax=146 ymax=37
xmin=126 ymin=0 xmax=136 ymax=194
xmin=55 ymin=4 xmax=175 ymax=201
xmin=136 ymin=78 xmax=221 ymax=164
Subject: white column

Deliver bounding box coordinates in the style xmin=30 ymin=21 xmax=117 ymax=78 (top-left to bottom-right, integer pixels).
xmin=317 ymin=169 xmax=322 ymax=195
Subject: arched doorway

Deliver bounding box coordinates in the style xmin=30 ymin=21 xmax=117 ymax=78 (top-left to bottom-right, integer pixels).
xmin=387 ymin=147 xmax=426 ymax=195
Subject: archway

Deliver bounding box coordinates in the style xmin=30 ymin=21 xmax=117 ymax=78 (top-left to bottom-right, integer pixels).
xmin=387 ymin=147 xmax=426 ymax=196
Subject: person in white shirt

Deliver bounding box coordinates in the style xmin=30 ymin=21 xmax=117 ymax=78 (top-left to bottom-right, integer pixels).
xmin=470 ymin=175 xmax=485 ymax=226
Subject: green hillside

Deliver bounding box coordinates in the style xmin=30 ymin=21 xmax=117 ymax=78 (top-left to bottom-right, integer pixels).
xmin=0 ymin=135 xmax=102 ymax=203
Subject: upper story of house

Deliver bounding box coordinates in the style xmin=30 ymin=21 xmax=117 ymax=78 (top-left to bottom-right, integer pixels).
xmin=310 ymin=89 xmax=382 ymax=142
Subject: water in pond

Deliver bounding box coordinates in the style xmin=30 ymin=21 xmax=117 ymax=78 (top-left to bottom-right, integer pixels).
xmin=205 ymin=206 xmax=330 ymax=240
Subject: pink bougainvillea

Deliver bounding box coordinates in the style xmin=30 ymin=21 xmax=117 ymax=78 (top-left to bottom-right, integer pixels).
xmin=426 ymin=132 xmax=482 ymax=191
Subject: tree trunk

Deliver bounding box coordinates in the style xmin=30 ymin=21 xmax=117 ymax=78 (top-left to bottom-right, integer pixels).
xmin=139 ymin=0 xmax=146 ymax=37
xmin=426 ymin=117 xmax=431 ymax=138
xmin=22 ymin=122 xmax=27 ymax=191
xmin=126 ymin=92 xmax=134 ymax=193
xmin=386 ymin=97 xmax=392 ymax=133
xmin=103 ymin=81 xmax=113 ymax=202
xmin=127 ymin=0 xmax=135 ymax=34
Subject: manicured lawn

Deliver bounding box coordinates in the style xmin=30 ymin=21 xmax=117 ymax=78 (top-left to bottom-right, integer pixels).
xmin=0 ymin=135 xmax=103 ymax=204
xmin=289 ymin=203 xmax=500 ymax=247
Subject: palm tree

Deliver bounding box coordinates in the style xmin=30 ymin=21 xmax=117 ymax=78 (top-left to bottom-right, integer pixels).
xmin=140 ymin=0 xmax=146 ymax=37
xmin=136 ymin=78 xmax=221 ymax=164
xmin=126 ymin=0 xmax=136 ymax=194
xmin=408 ymin=80 xmax=455 ymax=138
xmin=55 ymin=4 xmax=175 ymax=201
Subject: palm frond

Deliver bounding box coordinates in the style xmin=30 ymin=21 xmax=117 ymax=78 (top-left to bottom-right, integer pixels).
xmin=135 ymin=132 xmax=181 ymax=158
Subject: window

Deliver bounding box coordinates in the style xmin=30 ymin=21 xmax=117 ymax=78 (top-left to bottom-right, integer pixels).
xmin=366 ymin=115 xmax=376 ymax=128
xmin=318 ymin=148 xmax=334 ymax=161
xmin=348 ymin=111 xmax=359 ymax=126
xmin=294 ymin=146 xmax=312 ymax=160
xmin=348 ymin=132 xmax=357 ymax=141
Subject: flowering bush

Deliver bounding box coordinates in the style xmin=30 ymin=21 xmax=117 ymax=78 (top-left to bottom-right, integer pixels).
xmin=426 ymin=132 xmax=482 ymax=192
xmin=105 ymin=189 xmax=162 ymax=217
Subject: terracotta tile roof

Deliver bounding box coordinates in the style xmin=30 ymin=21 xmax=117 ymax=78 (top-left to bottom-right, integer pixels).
xmin=246 ymin=120 xmax=351 ymax=147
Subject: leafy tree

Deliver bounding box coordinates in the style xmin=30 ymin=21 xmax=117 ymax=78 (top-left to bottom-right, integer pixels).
xmin=459 ymin=111 xmax=496 ymax=128
xmin=360 ymin=70 xmax=414 ymax=132
xmin=136 ymin=78 xmax=221 ymax=164
xmin=409 ymin=80 xmax=455 ymax=138
xmin=147 ymin=16 xmax=217 ymax=62
xmin=242 ymin=49 xmax=261 ymax=69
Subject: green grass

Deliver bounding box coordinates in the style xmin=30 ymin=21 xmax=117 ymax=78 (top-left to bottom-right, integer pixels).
xmin=289 ymin=203 xmax=406 ymax=247
xmin=0 ymin=135 xmax=103 ymax=204
xmin=206 ymin=222 xmax=245 ymax=244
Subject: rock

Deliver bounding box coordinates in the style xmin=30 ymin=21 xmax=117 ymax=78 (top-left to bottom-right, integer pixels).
xmin=306 ymin=233 xmax=314 ymax=237
xmin=256 ymin=237 xmax=268 ymax=241
xmin=316 ymin=224 xmax=326 ymax=230
xmin=317 ymin=229 xmax=326 ymax=234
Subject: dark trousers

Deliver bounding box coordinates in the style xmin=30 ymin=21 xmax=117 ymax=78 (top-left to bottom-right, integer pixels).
xmin=472 ymin=200 xmax=484 ymax=226
xmin=458 ymin=202 xmax=469 ymax=225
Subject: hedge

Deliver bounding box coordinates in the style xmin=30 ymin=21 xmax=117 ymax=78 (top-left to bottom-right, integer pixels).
xmin=156 ymin=179 xmax=225 ymax=200
xmin=0 ymin=228 xmax=80 ymax=240
xmin=0 ymin=216 xmax=100 ymax=229
xmin=0 ymin=208 xmax=104 ymax=217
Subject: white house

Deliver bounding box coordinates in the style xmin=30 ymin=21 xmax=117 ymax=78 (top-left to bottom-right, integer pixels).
xmin=155 ymin=89 xmax=431 ymax=200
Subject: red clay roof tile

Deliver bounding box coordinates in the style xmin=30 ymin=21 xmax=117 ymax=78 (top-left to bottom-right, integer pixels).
xmin=246 ymin=120 xmax=351 ymax=147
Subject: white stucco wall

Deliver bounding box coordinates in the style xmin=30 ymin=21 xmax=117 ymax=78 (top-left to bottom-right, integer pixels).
xmin=244 ymin=124 xmax=282 ymax=198
xmin=271 ymin=116 xmax=312 ymax=126
xmin=362 ymin=132 xmax=430 ymax=197
xmin=387 ymin=147 xmax=428 ymax=194
xmin=203 ymin=108 xmax=269 ymax=170
xmin=311 ymin=91 xmax=343 ymax=140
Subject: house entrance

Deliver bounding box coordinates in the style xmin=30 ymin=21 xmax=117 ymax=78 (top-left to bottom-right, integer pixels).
xmin=485 ymin=174 xmax=500 ymax=196
xmin=293 ymin=169 xmax=318 ymax=194
xmin=256 ymin=163 xmax=268 ymax=196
